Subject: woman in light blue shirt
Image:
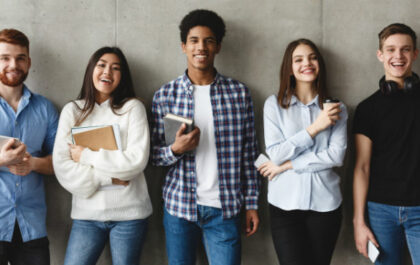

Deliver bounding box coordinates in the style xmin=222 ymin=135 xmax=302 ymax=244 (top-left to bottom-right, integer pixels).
xmin=258 ymin=39 xmax=347 ymax=265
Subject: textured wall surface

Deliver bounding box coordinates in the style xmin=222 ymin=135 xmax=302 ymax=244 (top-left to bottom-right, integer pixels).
xmin=1 ymin=0 xmax=419 ymax=264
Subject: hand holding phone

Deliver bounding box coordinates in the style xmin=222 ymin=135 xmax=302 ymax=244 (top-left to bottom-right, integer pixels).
xmin=254 ymin=154 xmax=269 ymax=168
xmin=368 ymin=240 xmax=380 ymax=263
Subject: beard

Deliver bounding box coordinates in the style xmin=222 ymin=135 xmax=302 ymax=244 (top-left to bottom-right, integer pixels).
xmin=0 ymin=69 xmax=28 ymax=87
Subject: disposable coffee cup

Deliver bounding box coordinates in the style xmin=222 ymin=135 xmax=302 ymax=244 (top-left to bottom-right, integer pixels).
xmin=323 ymin=98 xmax=340 ymax=111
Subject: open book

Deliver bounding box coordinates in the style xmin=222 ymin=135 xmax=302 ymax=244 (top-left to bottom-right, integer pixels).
xmin=71 ymin=124 xmax=122 ymax=190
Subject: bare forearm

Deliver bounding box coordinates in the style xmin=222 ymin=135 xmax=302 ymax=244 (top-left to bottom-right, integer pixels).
xmin=353 ymin=134 xmax=372 ymax=225
xmin=353 ymin=168 xmax=369 ymax=225
xmin=31 ymin=155 xmax=54 ymax=175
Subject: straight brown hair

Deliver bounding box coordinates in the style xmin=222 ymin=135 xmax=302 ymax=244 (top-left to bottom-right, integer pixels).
xmin=378 ymin=23 xmax=417 ymax=50
xmin=277 ymin=39 xmax=327 ymax=109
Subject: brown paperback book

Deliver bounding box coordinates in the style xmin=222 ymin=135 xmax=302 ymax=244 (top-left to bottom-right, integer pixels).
xmin=72 ymin=126 xmax=118 ymax=151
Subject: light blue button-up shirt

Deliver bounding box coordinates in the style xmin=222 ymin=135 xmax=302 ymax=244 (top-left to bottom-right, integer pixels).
xmin=264 ymin=94 xmax=347 ymax=212
xmin=0 ymin=85 xmax=58 ymax=242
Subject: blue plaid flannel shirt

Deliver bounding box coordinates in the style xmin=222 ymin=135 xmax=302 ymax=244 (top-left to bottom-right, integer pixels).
xmin=151 ymin=71 xmax=260 ymax=221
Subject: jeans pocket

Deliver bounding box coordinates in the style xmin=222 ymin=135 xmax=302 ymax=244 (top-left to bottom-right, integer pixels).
xmin=163 ymin=207 xmax=192 ymax=234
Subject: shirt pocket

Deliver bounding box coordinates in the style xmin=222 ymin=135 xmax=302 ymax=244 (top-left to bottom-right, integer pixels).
xmin=23 ymin=120 xmax=48 ymax=154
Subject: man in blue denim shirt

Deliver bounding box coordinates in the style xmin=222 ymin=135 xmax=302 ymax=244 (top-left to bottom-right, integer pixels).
xmin=0 ymin=29 xmax=58 ymax=265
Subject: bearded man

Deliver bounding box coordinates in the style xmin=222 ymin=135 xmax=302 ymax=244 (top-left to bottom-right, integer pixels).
xmin=0 ymin=28 xmax=58 ymax=265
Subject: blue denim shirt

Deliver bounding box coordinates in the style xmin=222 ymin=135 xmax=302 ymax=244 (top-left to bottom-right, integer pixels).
xmin=264 ymin=95 xmax=347 ymax=212
xmin=0 ymin=85 xmax=58 ymax=242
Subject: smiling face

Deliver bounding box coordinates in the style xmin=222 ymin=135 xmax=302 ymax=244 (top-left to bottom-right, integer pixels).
xmin=377 ymin=33 xmax=419 ymax=84
xmin=291 ymin=44 xmax=319 ymax=86
xmin=0 ymin=42 xmax=31 ymax=88
xmin=182 ymin=26 xmax=221 ymax=74
xmin=92 ymin=53 xmax=121 ymax=103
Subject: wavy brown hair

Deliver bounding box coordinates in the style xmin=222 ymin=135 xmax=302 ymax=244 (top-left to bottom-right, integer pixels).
xmin=277 ymin=39 xmax=327 ymax=109
xmin=74 ymin=47 xmax=136 ymax=125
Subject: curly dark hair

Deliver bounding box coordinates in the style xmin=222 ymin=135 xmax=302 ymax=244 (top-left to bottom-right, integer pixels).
xmin=179 ymin=9 xmax=226 ymax=44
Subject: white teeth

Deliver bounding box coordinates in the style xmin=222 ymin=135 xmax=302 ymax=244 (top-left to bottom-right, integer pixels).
xmin=7 ymin=71 xmax=19 ymax=75
xmin=195 ymin=55 xmax=207 ymax=58
xmin=392 ymin=63 xmax=404 ymax=66
xmin=101 ymin=79 xmax=111 ymax=83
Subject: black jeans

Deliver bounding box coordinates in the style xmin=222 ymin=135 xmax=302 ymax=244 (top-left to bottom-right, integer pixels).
xmin=0 ymin=222 xmax=50 ymax=265
xmin=269 ymin=204 xmax=342 ymax=265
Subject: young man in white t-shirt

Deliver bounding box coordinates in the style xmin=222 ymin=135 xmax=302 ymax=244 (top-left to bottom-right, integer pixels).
xmin=151 ymin=9 xmax=260 ymax=265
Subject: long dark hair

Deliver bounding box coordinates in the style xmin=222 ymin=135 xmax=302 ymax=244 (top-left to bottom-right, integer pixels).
xmin=277 ymin=38 xmax=327 ymax=109
xmin=74 ymin=46 xmax=136 ymax=125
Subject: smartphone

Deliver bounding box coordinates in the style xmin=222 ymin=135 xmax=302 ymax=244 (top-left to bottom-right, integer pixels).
xmin=368 ymin=240 xmax=380 ymax=263
xmin=0 ymin=135 xmax=21 ymax=149
xmin=254 ymin=154 xmax=270 ymax=168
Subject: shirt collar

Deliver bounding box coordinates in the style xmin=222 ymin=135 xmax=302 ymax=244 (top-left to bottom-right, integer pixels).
xmin=181 ymin=69 xmax=221 ymax=93
xmin=16 ymin=85 xmax=32 ymax=115
xmin=0 ymin=84 xmax=31 ymax=102
xmin=290 ymin=95 xmax=298 ymax=106
xmin=21 ymin=84 xmax=32 ymax=101
xmin=290 ymin=94 xmax=320 ymax=107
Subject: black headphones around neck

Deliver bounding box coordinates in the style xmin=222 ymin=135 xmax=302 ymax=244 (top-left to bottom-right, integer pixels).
xmin=379 ymin=72 xmax=420 ymax=95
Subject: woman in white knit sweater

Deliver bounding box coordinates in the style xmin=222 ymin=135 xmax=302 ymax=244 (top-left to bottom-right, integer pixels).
xmin=53 ymin=47 xmax=152 ymax=265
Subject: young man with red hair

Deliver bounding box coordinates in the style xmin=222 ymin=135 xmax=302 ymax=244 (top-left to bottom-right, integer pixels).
xmin=0 ymin=29 xmax=58 ymax=265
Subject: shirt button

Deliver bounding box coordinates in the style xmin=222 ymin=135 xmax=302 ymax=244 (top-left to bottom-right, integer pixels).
xmin=16 ymin=182 xmax=19 ymax=187
xmin=191 ymin=188 xmax=195 ymax=192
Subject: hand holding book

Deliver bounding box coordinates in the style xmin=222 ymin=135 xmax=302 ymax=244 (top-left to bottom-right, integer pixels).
xmin=69 ymin=144 xmax=84 ymax=162
xmin=70 ymin=125 xmax=128 ymax=188
xmin=170 ymin=124 xmax=200 ymax=155
xmin=69 ymin=142 xmax=129 ymax=186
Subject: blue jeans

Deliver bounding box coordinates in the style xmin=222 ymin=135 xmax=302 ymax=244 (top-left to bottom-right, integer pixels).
xmin=63 ymin=219 xmax=148 ymax=265
xmin=367 ymin=201 xmax=420 ymax=265
xmin=163 ymin=205 xmax=241 ymax=265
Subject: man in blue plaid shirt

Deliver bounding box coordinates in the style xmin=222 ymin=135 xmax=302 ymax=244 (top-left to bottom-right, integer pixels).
xmin=151 ymin=9 xmax=260 ymax=265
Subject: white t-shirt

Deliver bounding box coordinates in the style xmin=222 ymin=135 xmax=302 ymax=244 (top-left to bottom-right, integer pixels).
xmin=193 ymin=84 xmax=221 ymax=208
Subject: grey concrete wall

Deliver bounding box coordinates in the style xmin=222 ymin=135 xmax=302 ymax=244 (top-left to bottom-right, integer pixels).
xmin=1 ymin=0 xmax=419 ymax=264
